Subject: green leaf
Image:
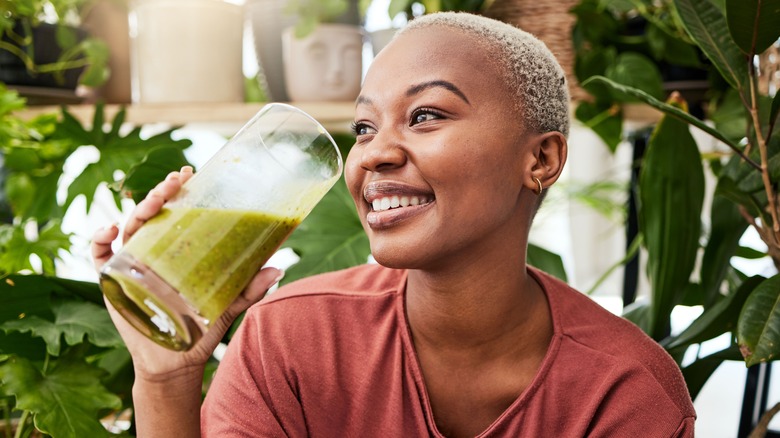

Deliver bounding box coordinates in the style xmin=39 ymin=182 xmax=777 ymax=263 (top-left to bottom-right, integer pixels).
xmin=0 ymin=275 xmax=105 ymax=359
xmin=681 ymin=344 xmax=742 ymax=400
xmin=0 ymin=220 xmax=71 ymax=276
xmin=116 ymin=146 xmax=192 ymax=203
xmin=574 ymin=101 xmax=623 ymax=153
xmin=709 ymin=88 xmax=749 ymax=143
xmin=54 ymin=24 xmax=76 ymax=49
xmin=575 ymin=48 xmax=618 ymax=102
xmin=0 ymin=84 xmax=27 ymax=117
xmin=622 ymin=300 xmax=651 ymax=335
xmin=527 ymin=243 xmax=567 ymax=282
xmin=735 ymin=245 xmax=769 ymax=259
xmin=583 ymin=76 xmax=748 ymax=159
xmin=737 ymin=274 xmax=780 ymax=366
xmin=639 ymin=94 xmax=705 ymax=340
xmin=606 ymin=52 xmax=665 ymax=101
xmin=726 ymin=0 xmax=780 ymax=55
xmin=5 ymin=173 xmax=36 ymax=217
xmin=59 ymin=105 xmax=192 ymax=213
xmin=0 ymin=354 xmax=121 ymax=438
xmin=78 ymin=39 xmax=110 ymax=87
xmin=700 ymin=195 xmax=749 ymax=305
xmin=1 ymin=300 xmax=122 ymax=356
xmin=282 ymin=177 xmax=370 ymax=285
xmin=646 ymin=23 xmax=702 ymax=68
xmin=389 ymin=0 xmax=413 ymax=17
xmin=664 ymin=276 xmax=763 ymax=350
xmin=674 ymin=0 xmax=749 ymax=93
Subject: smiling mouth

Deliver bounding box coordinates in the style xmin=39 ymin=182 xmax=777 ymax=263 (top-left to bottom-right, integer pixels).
xmin=371 ymin=195 xmax=434 ymax=212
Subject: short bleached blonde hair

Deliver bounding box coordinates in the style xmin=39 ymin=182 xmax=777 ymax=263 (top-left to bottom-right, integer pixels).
xmin=399 ymin=12 xmax=570 ymax=137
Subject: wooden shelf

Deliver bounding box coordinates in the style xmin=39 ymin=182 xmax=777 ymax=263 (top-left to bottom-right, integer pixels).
xmin=17 ymin=101 xmax=357 ymax=133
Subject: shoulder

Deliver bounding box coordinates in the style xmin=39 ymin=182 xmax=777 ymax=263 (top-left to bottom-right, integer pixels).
xmin=263 ymin=263 xmax=406 ymax=303
xmin=243 ymin=264 xmax=407 ymax=329
xmin=531 ymin=268 xmax=696 ymax=423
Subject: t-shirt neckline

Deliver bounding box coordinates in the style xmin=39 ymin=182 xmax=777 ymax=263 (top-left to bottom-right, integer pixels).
xmin=394 ymin=267 xmax=564 ymax=437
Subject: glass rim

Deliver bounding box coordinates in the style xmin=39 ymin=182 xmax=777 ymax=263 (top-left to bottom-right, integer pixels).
xmin=247 ymin=102 xmax=344 ymax=178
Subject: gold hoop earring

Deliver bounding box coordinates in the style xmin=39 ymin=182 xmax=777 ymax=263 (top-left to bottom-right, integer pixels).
xmin=534 ymin=177 xmax=543 ymax=195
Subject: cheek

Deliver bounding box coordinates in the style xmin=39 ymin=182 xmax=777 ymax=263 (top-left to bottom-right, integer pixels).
xmin=344 ymin=147 xmax=364 ymax=204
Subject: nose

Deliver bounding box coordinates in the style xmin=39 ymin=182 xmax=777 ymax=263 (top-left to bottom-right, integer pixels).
xmin=358 ymin=128 xmax=407 ymax=173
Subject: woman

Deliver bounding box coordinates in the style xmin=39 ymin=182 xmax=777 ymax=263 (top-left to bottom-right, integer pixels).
xmin=92 ymin=12 xmax=695 ymax=437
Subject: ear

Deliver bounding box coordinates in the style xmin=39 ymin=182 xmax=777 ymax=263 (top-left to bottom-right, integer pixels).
xmin=524 ymin=132 xmax=567 ymax=193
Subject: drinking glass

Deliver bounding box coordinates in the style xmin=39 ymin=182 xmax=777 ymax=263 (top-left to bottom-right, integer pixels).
xmin=100 ymin=103 xmax=342 ymax=351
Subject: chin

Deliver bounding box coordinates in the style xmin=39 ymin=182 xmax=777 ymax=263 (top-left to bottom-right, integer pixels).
xmin=369 ymin=245 xmax=431 ymax=271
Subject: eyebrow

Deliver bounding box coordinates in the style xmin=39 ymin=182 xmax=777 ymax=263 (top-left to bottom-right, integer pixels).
xmin=406 ymin=80 xmax=470 ymax=105
xmin=354 ymin=79 xmax=471 ymax=108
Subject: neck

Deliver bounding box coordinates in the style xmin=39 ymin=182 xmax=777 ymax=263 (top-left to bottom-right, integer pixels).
xmin=405 ymin=240 xmax=551 ymax=356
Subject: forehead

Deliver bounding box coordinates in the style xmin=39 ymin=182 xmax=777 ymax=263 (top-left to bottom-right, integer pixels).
xmin=362 ymin=26 xmax=506 ymax=98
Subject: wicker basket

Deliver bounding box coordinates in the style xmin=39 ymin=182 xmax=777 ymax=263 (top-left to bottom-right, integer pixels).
xmin=485 ymin=0 xmax=589 ymax=102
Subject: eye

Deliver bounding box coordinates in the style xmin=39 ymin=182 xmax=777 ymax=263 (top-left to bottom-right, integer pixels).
xmin=410 ymin=108 xmax=443 ymax=126
xmin=351 ymin=121 xmax=376 ymax=137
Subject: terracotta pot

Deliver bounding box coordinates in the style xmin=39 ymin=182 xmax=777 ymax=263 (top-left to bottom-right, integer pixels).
xmin=282 ymin=24 xmax=363 ymax=102
xmin=129 ymin=0 xmax=244 ymax=104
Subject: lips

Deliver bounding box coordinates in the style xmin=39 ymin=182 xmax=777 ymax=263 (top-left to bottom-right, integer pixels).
xmin=363 ymin=182 xmax=435 ymax=229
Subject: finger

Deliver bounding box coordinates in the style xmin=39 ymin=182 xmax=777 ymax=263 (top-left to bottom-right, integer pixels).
xmin=92 ymin=224 xmax=119 ymax=271
xmin=147 ymin=171 xmax=184 ymax=201
xmin=122 ymin=172 xmax=186 ymax=243
xmin=123 ymin=196 xmax=165 ymax=243
xmin=179 ymin=166 xmax=194 ymax=184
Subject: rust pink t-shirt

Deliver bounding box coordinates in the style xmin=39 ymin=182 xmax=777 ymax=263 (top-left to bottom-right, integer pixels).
xmin=202 ymin=264 xmax=695 ymax=437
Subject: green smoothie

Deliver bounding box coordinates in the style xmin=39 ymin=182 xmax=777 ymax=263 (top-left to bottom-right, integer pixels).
xmin=121 ymin=207 xmax=300 ymax=323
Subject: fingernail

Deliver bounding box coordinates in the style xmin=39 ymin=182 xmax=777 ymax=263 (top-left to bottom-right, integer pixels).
xmin=165 ymin=172 xmax=179 ymax=181
xmin=273 ymin=270 xmax=285 ymax=284
xmin=181 ymin=165 xmax=193 ymax=173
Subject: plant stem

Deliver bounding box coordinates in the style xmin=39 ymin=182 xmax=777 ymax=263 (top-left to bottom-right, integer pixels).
xmin=749 ymin=400 xmax=780 ymax=438
xmin=12 ymin=411 xmax=28 ymax=438
xmin=748 ymin=60 xmax=780 ymax=243
xmin=2 ymin=399 xmax=10 ymax=438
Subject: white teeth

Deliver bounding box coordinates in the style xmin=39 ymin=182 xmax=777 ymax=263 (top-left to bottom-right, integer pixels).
xmin=371 ymin=195 xmax=431 ymax=212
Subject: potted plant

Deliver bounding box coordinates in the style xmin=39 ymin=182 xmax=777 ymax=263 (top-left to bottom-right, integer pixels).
xmin=129 ymin=0 xmax=245 ymax=104
xmin=246 ymin=0 xmax=365 ymax=102
xmin=579 ymin=0 xmax=780 ymax=426
xmin=0 ymin=0 xmax=109 ymax=91
xmin=281 ymin=0 xmax=369 ymax=102
xmin=571 ymin=0 xmax=716 ymax=152
xmin=0 ymin=83 xmax=193 ymax=437
xmin=368 ymin=0 xmax=491 ymax=54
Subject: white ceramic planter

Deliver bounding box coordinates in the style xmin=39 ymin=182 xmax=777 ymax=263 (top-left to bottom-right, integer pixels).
xmin=282 ymin=24 xmax=363 ymax=102
xmin=246 ymin=0 xmax=296 ymax=102
xmin=129 ymin=0 xmax=244 ymax=104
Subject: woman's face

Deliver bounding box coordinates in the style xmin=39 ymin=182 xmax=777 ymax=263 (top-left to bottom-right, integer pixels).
xmin=346 ymin=26 xmax=540 ymax=270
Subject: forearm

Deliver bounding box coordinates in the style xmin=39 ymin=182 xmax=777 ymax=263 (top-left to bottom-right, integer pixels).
xmin=132 ymin=369 xmax=204 ymax=437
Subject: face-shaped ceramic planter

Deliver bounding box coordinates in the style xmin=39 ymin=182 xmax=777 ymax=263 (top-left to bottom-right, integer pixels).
xmin=282 ymin=24 xmax=364 ymax=102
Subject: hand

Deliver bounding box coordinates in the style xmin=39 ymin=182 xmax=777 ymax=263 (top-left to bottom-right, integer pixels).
xmin=92 ymin=166 xmax=283 ymax=380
